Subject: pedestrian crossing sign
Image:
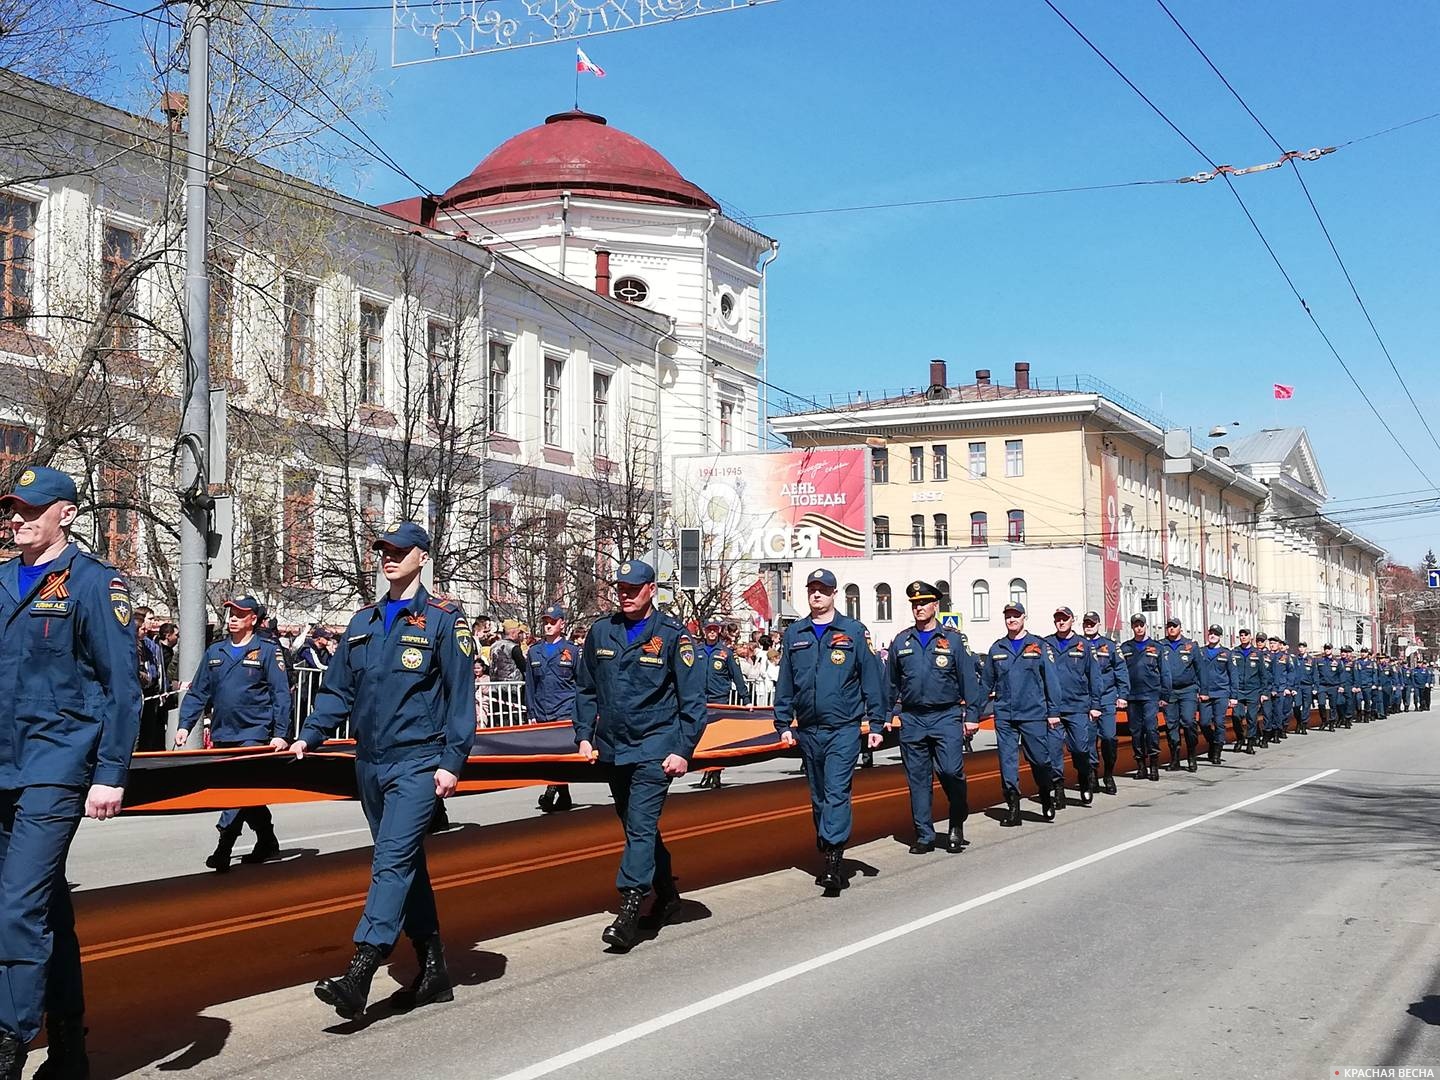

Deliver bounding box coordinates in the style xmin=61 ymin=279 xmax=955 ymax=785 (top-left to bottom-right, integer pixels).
xmin=939 ymin=612 xmax=963 ymax=630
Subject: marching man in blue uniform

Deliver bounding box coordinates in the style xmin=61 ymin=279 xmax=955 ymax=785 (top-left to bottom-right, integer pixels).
xmin=574 ymin=559 xmax=707 ymax=951
xmin=0 ymin=467 xmax=141 ymax=1080
xmin=981 ymin=601 xmax=1064 ymax=826
xmin=1081 ymin=610 xmax=1129 ymax=795
xmin=1316 ymin=643 xmax=1343 ymax=732
xmin=1120 ymin=613 xmax=1171 ymax=782
xmin=1291 ymin=642 xmax=1316 ymax=734
xmin=1044 ymin=606 xmax=1101 ymax=807
xmin=1195 ymin=625 xmax=1235 ymax=764
xmin=884 ymin=581 xmax=979 ymax=854
xmin=176 ymin=595 xmax=291 ymax=871
xmin=527 ymin=604 xmax=579 ymax=814
xmin=1161 ymin=616 xmax=1201 ymax=772
xmin=774 ymin=568 xmax=886 ymax=893
xmin=1338 ymin=645 xmax=1358 ymax=728
xmin=293 ymin=523 xmax=476 ymax=1019
xmin=695 ymin=616 xmax=751 ymax=790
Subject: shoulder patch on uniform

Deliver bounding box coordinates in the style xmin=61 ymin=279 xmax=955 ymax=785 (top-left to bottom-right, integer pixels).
xmin=679 ymin=640 xmax=695 ymax=667
xmin=455 ymin=620 xmax=475 ymax=658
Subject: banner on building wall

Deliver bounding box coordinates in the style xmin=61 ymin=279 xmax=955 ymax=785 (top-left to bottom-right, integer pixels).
xmin=674 ymin=447 xmax=870 ymax=560
xmin=1101 ymin=451 xmax=1121 ymax=636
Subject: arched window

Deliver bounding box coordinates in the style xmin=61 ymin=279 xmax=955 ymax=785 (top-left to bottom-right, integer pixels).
xmin=875 ymin=583 xmax=893 ymax=622
xmin=971 ymin=579 xmax=990 ymax=621
xmin=910 ymin=514 xmax=925 ymax=548
xmin=1007 ymin=509 xmax=1025 ymax=544
xmin=844 ymin=583 xmax=861 ymax=620
xmin=970 ymin=511 xmax=988 ymax=546
xmin=612 ymin=277 xmax=649 ymax=304
xmin=934 ymin=513 xmax=948 ymax=546
xmin=936 ymin=580 xmax=950 ymax=605
xmin=1009 ymin=577 xmax=1028 ymax=609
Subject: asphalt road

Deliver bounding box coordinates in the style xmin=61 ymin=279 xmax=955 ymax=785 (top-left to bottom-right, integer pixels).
xmin=39 ymin=711 xmax=1440 ymax=1079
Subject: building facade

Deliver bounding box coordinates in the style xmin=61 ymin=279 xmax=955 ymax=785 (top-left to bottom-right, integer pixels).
xmin=771 ymin=361 xmax=1287 ymax=647
xmin=0 ymin=78 xmax=774 ymax=628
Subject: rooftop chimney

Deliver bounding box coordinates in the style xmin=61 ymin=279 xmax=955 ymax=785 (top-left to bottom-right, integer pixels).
xmin=975 ymin=369 xmax=991 ymax=387
xmin=929 ymin=358 xmax=947 ymax=390
xmin=159 ymin=91 xmax=187 ymax=134
xmin=594 ymin=249 xmax=611 ymax=298
xmin=1015 ymin=361 xmax=1031 ymax=390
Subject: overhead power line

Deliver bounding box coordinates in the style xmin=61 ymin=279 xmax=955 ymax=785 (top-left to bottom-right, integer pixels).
xmin=1041 ymin=0 xmax=1440 ymax=498
xmin=1153 ymin=0 xmax=1440 ymax=463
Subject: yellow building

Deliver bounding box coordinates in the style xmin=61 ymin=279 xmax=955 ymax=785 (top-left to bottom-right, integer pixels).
xmin=771 ymin=361 xmax=1276 ymax=644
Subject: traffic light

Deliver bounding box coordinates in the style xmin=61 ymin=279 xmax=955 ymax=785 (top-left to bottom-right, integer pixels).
xmin=678 ymin=528 xmax=701 ymax=590
xmin=1355 ymin=620 xmax=1364 ymax=645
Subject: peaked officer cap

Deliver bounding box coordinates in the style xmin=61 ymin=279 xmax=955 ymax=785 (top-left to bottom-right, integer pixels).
xmin=905 ymin=580 xmax=939 ymax=603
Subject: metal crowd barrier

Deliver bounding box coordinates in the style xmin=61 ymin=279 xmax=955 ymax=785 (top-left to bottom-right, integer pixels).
xmin=288 ymin=668 xmax=531 ymax=735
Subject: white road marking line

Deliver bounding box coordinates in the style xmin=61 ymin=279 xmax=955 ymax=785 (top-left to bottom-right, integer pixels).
xmin=491 ymin=767 xmax=1339 ymax=1080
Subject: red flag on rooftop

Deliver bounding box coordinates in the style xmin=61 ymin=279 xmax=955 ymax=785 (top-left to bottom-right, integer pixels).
xmin=1273 ymin=383 xmax=1294 ymax=400
xmin=742 ymin=578 xmax=772 ymax=624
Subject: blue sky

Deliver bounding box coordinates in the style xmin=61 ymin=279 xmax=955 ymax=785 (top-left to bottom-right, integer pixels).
xmin=110 ymin=0 xmax=1440 ymax=562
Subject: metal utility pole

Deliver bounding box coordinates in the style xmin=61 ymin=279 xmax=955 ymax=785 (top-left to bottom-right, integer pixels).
xmin=175 ymin=0 xmax=211 ymax=743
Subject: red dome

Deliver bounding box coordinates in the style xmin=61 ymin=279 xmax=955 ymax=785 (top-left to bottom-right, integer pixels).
xmin=439 ymin=110 xmax=718 ymax=212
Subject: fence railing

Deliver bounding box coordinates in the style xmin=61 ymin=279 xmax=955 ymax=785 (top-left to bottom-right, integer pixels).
xmin=285 ymin=668 xmax=776 ymax=738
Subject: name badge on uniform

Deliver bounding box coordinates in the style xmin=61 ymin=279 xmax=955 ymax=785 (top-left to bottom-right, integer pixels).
xmin=790 ymin=639 xmax=812 ymax=650
xmin=209 ymin=657 xmax=224 ymax=666
xmin=1022 ymin=643 xmax=1042 ymax=658
xmin=897 ymin=648 xmax=914 ymax=657
xmin=639 ymin=655 xmax=664 ymax=666
xmin=243 ymin=648 xmax=262 ymax=667
xmin=30 ymin=599 xmax=73 ymax=616
xmin=596 ymin=647 xmax=616 ymax=658
xmin=399 ymin=633 xmax=431 ymax=647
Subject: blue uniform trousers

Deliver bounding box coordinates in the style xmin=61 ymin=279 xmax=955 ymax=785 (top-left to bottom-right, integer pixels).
xmin=607 ymin=760 xmax=673 ymax=891
xmin=1093 ymin=704 xmax=1117 ymax=749
xmin=1231 ymin=697 xmax=1259 ymax=742
xmin=1127 ymin=698 xmax=1160 ymax=760
xmin=0 ymin=785 xmax=85 ymax=1042
xmin=214 ymin=739 xmax=274 ymax=838
xmin=897 ymin=718 xmax=967 ymax=844
xmin=1049 ymin=711 xmax=1094 ymax=778
xmin=1295 ymin=688 xmax=1314 ymax=730
xmin=797 ymin=725 xmax=862 ymax=849
xmin=1375 ymin=689 xmax=1388 ymax=718
xmin=353 ymin=758 xmax=440 ymax=951
xmin=1317 ymin=687 xmax=1341 ymax=724
xmin=1163 ymin=690 xmax=1199 ymax=750
xmin=1198 ymin=697 xmax=1228 ymax=750
xmin=995 ymin=715 xmax=1053 ymax=797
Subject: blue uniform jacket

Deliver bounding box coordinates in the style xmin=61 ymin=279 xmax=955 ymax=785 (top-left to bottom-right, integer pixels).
xmin=1294 ymin=653 xmax=1318 ymax=692
xmin=700 ymin=642 xmax=751 ymax=705
xmin=981 ymin=633 xmax=1065 ymax=721
xmin=1084 ymin=633 xmax=1130 ymax=706
xmin=1197 ymin=645 xmax=1235 ymax=699
xmin=1275 ymin=651 xmax=1295 ymax=693
xmin=299 ymin=588 xmax=477 ymax=775
xmin=1316 ymin=654 xmax=1343 ymax=689
xmin=1232 ymin=645 xmax=1265 ymax=697
xmin=1042 ymin=632 xmax=1102 ymax=714
xmin=524 ymin=637 xmax=579 ymax=722
xmin=0 ymin=543 xmax=141 ymax=788
xmin=887 ymin=625 xmax=979 ymax=722
xmin=1120 ymin=637 xmax=1173 ymax=700
xmin=774 ymin=614 xmax=886 ymax=731
xmin=1163 ymin=636 xmax=1200 ymax=692
xmin=574 ymin=610 xmax=708 ymax=763
xmin=179 ymin=637 xmax=291 ymax=742
xmin=1338 ymin=658 xmax=1357 ymax=692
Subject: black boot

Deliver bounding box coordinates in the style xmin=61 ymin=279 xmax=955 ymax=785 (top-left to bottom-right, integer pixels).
xmin=1165 ymin=744 xmax=1182 ymax=772
xmin=1052 ymin=778 xmax=1067 ymax=811
xmin=240 ymin=827 xmax=280 ymax=865
xmin=1101 ymin=744 xmax=1118 ymax=795
xmin=427 ymin=800 xmax=451 ymax=834
xmin=858 ymin=750 xmax=874 ymax=769
xmin=1185 ymin=734 xmax=1198 ymax=773
xmin=1148 ymin=755 xmax=1160 ymax=782
xmin=602 ymin=887 xmax=648 ymax=951
xmin=0 ymin=1029 xmax=25 ymax=1080
xmin=908 ymin=837 xmax=935 ymax=854
xmin=817 ymin=847 xmax=845 ymax=892
xmin=1039 ymin=785 xmax=1056 ymax=822
xmin=1133 ymin=751 xmax=1148 ymax=781
xmin=944 ymin=819 xmax=967 ymax=853
xmin=204 ymin=827 xmax=239 ymax=873
xmin=33 ymin=1014 xmax=86 ymax=1080
xmin=537 ymin=785 xmax=557 ymax=811
xmin=1231 ymin=731 xmax=1244 ymax=753
xmin=1259 ymin=731 xmax=1269 ymax=748
xmin=1245 ymin=737 xmax=1256 ymax=754
xmin=397 ymin=935 xmax=453 ymax=1009
xmin=1000 ymin=791 xmax=1023 ymax=827
xmin=314 ymin=943 xmax=385 ymax=1019
xmin=1076 ymin=763 xmax=1094 ymax=807
xmin=648 ymin=875 xmax=682 ymax=926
